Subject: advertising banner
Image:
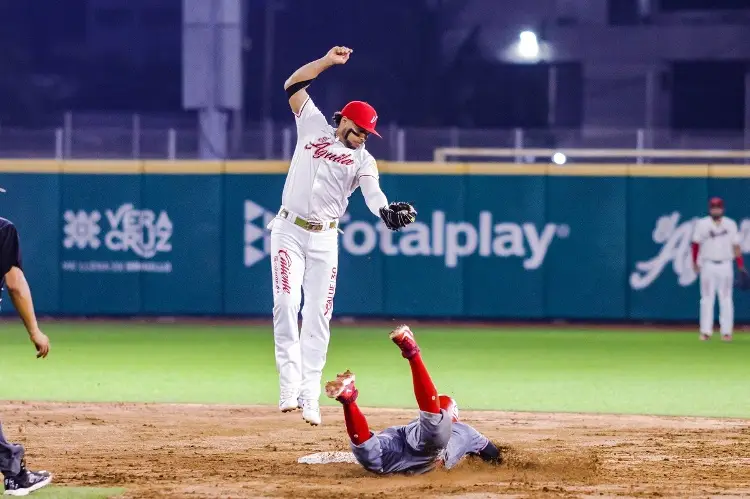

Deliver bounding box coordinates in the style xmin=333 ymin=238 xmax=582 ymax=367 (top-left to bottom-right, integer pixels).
xmin=2 ymin=161 xmax=749 ymax=322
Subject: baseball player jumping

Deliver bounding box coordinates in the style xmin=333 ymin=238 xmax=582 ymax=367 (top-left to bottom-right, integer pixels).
xmin=270 ymin=46 xmax=417 ymax=426
xmin=324 ymin=325 xmax=502 ymax=474
xmin=1 ymin=215 xmax=53 ymax=496
xmin=691 ymin=197 xmax=746 ymax=342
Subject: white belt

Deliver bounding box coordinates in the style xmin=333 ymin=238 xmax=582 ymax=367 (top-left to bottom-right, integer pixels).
xmin=278 ymin=207 xmax=340 ymax=233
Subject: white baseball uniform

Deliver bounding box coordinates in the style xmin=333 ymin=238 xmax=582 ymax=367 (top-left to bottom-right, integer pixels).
xmin=268 ymin=96 xmax=389 ymax=410
xmin=691 ymin=216 xmax=740 ymax=337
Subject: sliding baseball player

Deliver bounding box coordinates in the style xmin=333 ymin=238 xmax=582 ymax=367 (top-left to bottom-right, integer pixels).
xmin=269 ymin=46 xmax=417 ymax=426
xmin=691 ymin=197 xmax=746 ymax=341
xmin=325 ymin=325 xmax=502 ymax=474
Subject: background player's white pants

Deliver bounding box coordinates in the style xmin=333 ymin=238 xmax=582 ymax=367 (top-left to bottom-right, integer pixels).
xmin=699 ymin=261 xmax=734 ymax=336
xmin=270 ymin=218 xmax=339 ymax=401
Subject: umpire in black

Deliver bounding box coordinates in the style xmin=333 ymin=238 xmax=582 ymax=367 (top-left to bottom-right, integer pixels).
xmin=1 ymin=208 xmax=53 ymax=495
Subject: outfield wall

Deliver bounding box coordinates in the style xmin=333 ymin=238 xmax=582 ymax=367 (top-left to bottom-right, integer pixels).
xmin=2 ymin=159 xmax=750 ymax=321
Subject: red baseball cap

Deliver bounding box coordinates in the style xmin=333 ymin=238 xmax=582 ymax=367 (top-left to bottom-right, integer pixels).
xmin=709 ymin=197 xmax=724 ymax=208
xmin=340 ymin=101 xmax=381 ymax=138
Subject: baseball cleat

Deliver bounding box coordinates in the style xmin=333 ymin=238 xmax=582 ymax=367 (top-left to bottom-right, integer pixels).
xmin=699 ymin=334 xmax=710 ymax=341
xmin=390 ymin=324 xmax=420 ymax=359
xmin=301 ymin=399 xmax=321 ymax=426
xmin=3 ymin=461 xmax=52 ymax=496
xmin=721 ymin=335 xmax=733 ymax=342
xmin=325 ymin=370 xmax=358 ymax=404
xmin=279 ymin=398 xmax=300 ymax=413
xmin=279 ymin=388 xmax=301 ymax=413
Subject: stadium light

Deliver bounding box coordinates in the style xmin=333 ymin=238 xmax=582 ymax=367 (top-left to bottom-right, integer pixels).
xmin=552 ymin=152 xmax=567 ymax=165
xmin=496 ymin=28 xmax=551 ymax=64
xmin=517 ymin=31 xmax=539 ymax=60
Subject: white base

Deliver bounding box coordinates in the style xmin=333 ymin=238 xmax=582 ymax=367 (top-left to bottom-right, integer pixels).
xmin=297 ymin=451 xmax=358 ymax=465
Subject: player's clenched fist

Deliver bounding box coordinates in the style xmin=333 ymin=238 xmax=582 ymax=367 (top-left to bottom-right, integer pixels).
xmin=326 ymin=46 xmax=353 ymax=65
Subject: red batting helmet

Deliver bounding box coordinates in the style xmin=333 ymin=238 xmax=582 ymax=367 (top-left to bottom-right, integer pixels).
xmin=439 ymin=395 xmax=459 ymax=423
xmin=340 ymin=101 xmax=381 ymax=138
xmin=709 ymin=197 xmax=724 ymax=209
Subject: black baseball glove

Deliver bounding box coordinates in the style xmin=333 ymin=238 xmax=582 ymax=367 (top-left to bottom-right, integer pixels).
xmin=735 ymin=268 xmax=750 ymax=290
xmin=379 ymin=201 xmax=417 ymax=231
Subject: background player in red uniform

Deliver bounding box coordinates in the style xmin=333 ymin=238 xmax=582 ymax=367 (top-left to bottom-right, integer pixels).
xmin=690 ymin=197 xmax=746 ymax=341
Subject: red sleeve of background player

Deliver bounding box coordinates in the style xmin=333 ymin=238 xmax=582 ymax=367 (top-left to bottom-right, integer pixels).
xmin=691 ymin=242 xmax=699 ymax=265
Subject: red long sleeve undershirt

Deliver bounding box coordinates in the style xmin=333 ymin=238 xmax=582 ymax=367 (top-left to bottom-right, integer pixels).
xmin=691 ymin=243 xmax=699 ymax=265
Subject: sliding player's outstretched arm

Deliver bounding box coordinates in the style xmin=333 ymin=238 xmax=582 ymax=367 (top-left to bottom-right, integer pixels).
xmin=457 ymin=423 xmax=503 ymax=466
xmin=477 ymin=439 xmax=503 ymax=464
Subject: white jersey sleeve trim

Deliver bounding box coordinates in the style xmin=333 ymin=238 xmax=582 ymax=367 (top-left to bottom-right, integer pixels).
xmin=294 ymin=96 xmax=311 ymax=118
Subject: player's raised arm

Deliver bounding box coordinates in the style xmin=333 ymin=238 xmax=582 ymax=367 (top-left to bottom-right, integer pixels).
xmin=284 ymin=46 xmax=353 ymax=115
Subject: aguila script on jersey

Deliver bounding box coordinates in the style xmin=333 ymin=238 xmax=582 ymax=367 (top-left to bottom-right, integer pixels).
xmin=305 ymin=137 xmax=355 ymax=166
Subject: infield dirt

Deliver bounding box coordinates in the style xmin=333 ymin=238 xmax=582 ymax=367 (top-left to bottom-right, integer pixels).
xmin=1 ymin=402 xmax=748 ymax=498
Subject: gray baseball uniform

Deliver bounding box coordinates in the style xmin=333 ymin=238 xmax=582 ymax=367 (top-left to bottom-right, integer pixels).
xmin=350 ymin=409 xmax=490 ymax=475
xmin=0 ymin=423 xmax=25 ymax=478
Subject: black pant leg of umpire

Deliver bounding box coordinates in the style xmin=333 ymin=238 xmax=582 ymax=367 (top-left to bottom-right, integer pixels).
xmin=0 ymin=422 xmax=25 ymax=477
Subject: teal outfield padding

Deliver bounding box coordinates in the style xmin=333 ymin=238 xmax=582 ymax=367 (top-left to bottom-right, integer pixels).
xmin=1 ymin=171 xmax=748 ymax=321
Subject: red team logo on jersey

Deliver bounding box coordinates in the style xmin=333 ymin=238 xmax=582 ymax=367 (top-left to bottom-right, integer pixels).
xmin=305 ymin=138 xmax=355 ymax=166
xmin=273 ymin=249 xmax=292 ymax=295
xmin=324 ymin=267 xmax=338 ymax=317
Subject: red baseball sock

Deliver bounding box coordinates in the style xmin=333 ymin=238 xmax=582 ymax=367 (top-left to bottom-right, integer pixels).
xmin=342 ymin=402 xmax=371 ymax=445
xmin=408 ymin=353 xmax=440 ymax=414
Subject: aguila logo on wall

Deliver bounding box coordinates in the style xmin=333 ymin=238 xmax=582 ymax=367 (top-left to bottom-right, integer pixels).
xmin=630 ymin=211 xmax=750 ymax=290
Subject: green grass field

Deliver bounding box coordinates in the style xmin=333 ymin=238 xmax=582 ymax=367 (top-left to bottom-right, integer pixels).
xmin=1 ymin=322 xmax=748 ymax=418
xmin=29 ymin=488 xmax=125 ymax=499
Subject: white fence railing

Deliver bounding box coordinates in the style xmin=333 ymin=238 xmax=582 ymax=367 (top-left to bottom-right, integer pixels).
xmin=434 ymin=147 xmax=750 ymax=165
xmin=0 ymin=121 xmax=749 ymax=162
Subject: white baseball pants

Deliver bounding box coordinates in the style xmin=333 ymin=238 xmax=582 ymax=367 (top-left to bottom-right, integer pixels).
xmin=269 ymin=217 xmax=339 ymax=402
xmin=699 ymin=261 xmax=734 ymax=337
